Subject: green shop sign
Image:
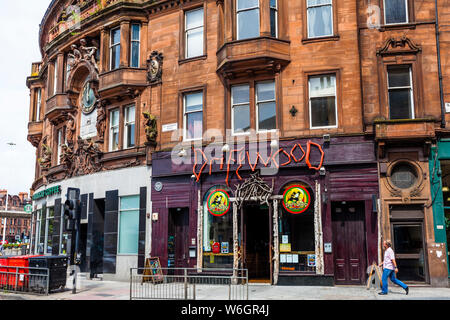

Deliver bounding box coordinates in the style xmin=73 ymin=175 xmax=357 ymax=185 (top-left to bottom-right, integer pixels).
xmin=32 ymin=185 xmax=62 ymax=201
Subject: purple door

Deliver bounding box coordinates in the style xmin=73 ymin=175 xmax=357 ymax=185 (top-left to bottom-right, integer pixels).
xmin=332 ymin=202 xmax=367 ymax=285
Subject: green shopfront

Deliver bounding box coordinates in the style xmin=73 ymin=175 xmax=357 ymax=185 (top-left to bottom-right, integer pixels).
xmin=429 ymin=139 xmax=450 ymax=278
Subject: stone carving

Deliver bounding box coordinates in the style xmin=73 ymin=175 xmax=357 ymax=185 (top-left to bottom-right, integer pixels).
xmin=234 ymin=172 xmax=274 ymax=209
xmin=143 ymin=111 xmax=158 ymax=145
xmin=62 ymin=137 xmax=103 ymax=178
xmin=38 ymin=143 xmax=52 ymax=170
xmin=96 ymin=100 xmax=107 ymax=142
xmin=147 ymin=51 xmax=164 ymax=83
xmin=65 ymin=112 xmax=77 ymax=146
xmin=67 ymin=38 xmax=99 ymax=72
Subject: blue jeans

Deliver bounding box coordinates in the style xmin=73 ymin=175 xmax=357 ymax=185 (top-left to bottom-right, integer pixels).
xmin=381 ymin=268 xmax=408 ymax=294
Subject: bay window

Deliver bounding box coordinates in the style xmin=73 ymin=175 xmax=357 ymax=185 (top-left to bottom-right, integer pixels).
xmin=130 ymin=24 xmax=141 ymax=68
xmin=185 ymin=8 xmax=204 ymax=58
xmin=309 ymin=74 xmax=337 ymax=129
xmin=35 ymin=88 xmax=41 ymax=121
xmin=110 ymin=28 xmax=121 ymax=70
xmin=307 ymin=0 xmax=333 ymax=38
xmin=236 ymin=0 xmax=260 ymax=40
xmin=56 ymin=127 xmax=66 ymax=165
xmin=387 ymin=65 xmax=414 ymax=120
xmin=184 ymin=92 xmax=203 ymax=141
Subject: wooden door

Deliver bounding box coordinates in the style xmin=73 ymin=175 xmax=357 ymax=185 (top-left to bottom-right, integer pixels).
xmin=332 ymin=202 xmax=367 ymax=285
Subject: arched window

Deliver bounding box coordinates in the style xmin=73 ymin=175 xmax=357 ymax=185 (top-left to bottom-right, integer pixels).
xmin=202 ymin=186 xmax=233 ymax=268
xmin=278 ymin=182 xmax=316 ymax=272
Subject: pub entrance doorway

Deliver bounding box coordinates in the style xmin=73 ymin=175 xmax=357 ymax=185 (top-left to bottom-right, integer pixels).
xmin=243 ymin=204 xmax=271 ymax=283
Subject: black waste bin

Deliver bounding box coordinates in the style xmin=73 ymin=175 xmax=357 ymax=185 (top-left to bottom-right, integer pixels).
xmin=28 ymin=256 xmax=68 ymax=293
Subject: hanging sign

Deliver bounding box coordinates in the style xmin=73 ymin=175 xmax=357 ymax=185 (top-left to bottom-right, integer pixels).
xmin=207 ymin=189 xmax=231 ymax=216
xmin=282 ymin=185 xmax=311 ymax=214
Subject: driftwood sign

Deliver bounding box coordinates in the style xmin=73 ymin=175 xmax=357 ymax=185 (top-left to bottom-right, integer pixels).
xmin=142 ymin=257 xmax=164 ymax=284
xmin=366 ymin=263 xmax=383 ymax=290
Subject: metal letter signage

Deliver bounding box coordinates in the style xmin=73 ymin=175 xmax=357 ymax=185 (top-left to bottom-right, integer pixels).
xmin=282 ymin=185 xmax=311 ymax=214
xmin=207 ymin=189 xmax=231 ymax=216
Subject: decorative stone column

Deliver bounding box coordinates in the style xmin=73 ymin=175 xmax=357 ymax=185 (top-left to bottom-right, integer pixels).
xmin=314 ymin=181 xmax=324 ymax=274
xmin=273 ymin=199 xmax=279 ymax=285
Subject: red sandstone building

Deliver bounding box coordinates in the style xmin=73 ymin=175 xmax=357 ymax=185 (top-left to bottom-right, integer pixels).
xmin=26 ymin=0 xmax=449 ymax=286
xmin=0 ymin=190 xmax=32 ymax=243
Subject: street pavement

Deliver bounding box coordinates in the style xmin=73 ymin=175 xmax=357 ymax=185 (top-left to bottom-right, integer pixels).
xmin=0 ymin=276 xmax=449 ymax=300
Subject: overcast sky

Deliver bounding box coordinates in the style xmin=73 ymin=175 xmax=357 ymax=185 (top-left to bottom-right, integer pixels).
xmin=0 ymin=1 xmax=50 ymax=196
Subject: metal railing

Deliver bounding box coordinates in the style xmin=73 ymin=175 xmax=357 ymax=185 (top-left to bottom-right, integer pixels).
xmin=0 ymin=266 xmax=50 ymax=295
xmin=130 ymin=268 xmax=248 ymax=300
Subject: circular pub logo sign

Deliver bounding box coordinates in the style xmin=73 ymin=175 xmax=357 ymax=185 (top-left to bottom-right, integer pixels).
xmin=207 ymin=190 xmax=231 ymax=216
xmin=282 ymin=185 xmax=311 ymax=214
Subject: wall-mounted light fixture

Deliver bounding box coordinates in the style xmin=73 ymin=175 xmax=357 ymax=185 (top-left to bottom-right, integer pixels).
xmin=289 ymin=106 xmax=298 ymax=117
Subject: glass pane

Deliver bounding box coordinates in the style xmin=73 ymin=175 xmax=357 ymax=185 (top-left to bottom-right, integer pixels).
xmin=131 ymin=24 xmax=140 ymax=41
xmin=186 ymin=8 xmax=204 ymax=30
xmin=126 ymin=106 xmax=135 ymax=123
xmin=121 ymin=195 xmax=140 ymax=210
xmin=391 ymin=164 xmax=417 ymax=189
xmin=270 ymin=8 xmax=277 ymax=37
xmin=110 ymin=109 xmax=119 ymax=127
xmin=309 ymin=75 xmax=335 ymax=97
xmin=385 ymin=0 xmax=407 ymax=24
xmin=257 ymin=81 xmax=275 ymax=101
xmin=388 ymin=66 xmax=411 ymax=88
xmin=237 ymin=0 xmax=259 ymax=10
xmin=307 ymin=5 xmax=333 ymax=38
xmin=233 ymin=104 xmax=251 ymax=133
xmin=185 ymin=92 xmax=203 ymax=112
xmin=119 ymin=210 xmax=139 ymax=254
xmin=237 ymin=9 xmax=260 ymax=40
xmin=310 ymin=97 xmax=336 ymax=127
xmin=187 ymin=112 xmax=203 ymax=140
xmin=131 ymin=42 xmax=140 ymax=67
xmin=270 ymin=0 xmax=277 ymax=8
xmin=232 ymin=85 xmax=250 ymax=104
xmin=47 ymin=218 xmax=54 ymax=254
xmin=111 ymin=45 xmax=120 ymax=69
xmin=389 ymin=89 xmax=412 ymax=119
xmin=112 ymin=129 xmax=119 ymax=150
xmin=126 ymin=124 xmax=135 ymax=148
xmin=307 ymin=0 xmax=332 ymax=6
xmin=258 ymin=102 xmax=276 ymax=131
xmin=111 ymin=28 xmax=121 ymax=44
xmin=186 ymin=28 xmax=204 ymax=58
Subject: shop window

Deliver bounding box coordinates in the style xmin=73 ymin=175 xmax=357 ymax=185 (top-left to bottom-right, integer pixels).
xmin=309 ymin=74 xmax=337 ymax=129
xmin=236 ymin=0 xmax=260 ymax=40
xmin=185 ymin=8 xmax=204 ymax=59
xmin=37 ymin=209 xmax=46 ymax=254
xmin=270 ymin=0 xmax=278 ymax=38
xmin=279 ymin=183 xmax=316 ymax=273
xmin=387 ymin=65 xmax=414 ymax=120
xmin=384 ymin=0 xmax=408 ymax=25
xmin=109 ymin=108 xmax=120 ymax=151
xmin=307 ymin=0 xmax=333 ymax=38
xmin=110 ymin=27 xmax=121 ymax=70
xmin=124 ymin=105 xmax=136 ymax=149
xmin=130 ymin=24 xmax=141 ymax=68
xmin=46 ymin=207 xmax=54 ymax=255
xmin=118 ymin=195 xmax=140 ymax=254
xmin=183 ymin=91 xmax=203 ymax=141
xmin=203 ymin=187 xmax=234 ymax=268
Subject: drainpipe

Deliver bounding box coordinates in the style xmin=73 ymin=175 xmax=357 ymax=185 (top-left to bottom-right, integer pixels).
xmin=435 ymin=0 xmax=446 ymax=128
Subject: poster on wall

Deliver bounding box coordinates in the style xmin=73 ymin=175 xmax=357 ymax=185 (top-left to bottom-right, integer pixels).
xmin=282 ymin=185 xmax=311 ymax=214
xmin=221 ymin=242 xmax=229 ymax=254
xmin=307 ymin=254 xmax=316 ymax=267
xmin=207 ymin=189 xmax=231 ymax=216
